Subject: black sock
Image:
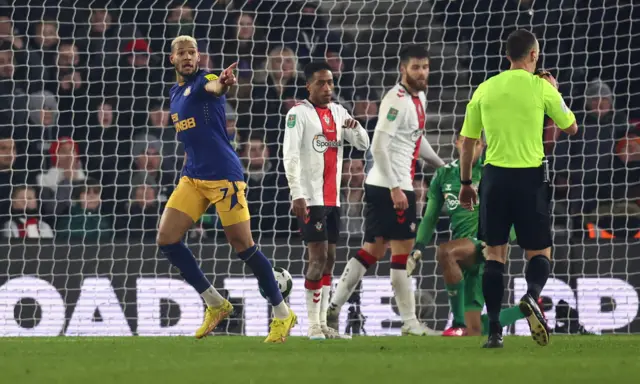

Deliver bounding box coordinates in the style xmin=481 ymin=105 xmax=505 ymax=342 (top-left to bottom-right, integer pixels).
xmin=489 ymin=321 xmax=502 ymax=336
xmin=482 ymin=260 xmax=505 ymax=326
xmin=525 ymin=255 xmax=551 ymax=300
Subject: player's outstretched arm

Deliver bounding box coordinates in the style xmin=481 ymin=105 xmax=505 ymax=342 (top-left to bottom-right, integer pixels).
xmin=204 ymin=62 xmax=237 ymax=96
xmin=418 ymin=135 xmax=445 ymax=168
xmin=342 ymin=118 xmax=370 ymax=151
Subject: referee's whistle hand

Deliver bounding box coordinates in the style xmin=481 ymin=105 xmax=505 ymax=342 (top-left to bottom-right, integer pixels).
xmin=459 ymin=185 xmax=478 ymax=211
xmin=390 ymin=187 xmax=409 ymax=210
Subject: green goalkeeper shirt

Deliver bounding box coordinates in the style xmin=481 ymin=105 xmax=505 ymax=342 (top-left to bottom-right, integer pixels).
xmin=416 ymin=158 xmax=516 ymax=245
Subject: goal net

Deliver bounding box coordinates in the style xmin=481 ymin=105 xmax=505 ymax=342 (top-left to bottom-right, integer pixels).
xmin=1 ymin=0 xmax=638 ymax=337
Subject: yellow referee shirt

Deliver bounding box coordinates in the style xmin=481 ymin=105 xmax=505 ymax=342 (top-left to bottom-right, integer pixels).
xmin=460 ymin=69 xmax=576 ymax=168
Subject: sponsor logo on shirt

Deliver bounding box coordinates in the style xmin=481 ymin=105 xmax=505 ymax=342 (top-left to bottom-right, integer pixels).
xmin=312 ymin=134 xmax=341 ymax=153
xmin=287 ymin=114 xmax=297 ymax=128
xmin=444 ymin=193 xmax=460 ymax=211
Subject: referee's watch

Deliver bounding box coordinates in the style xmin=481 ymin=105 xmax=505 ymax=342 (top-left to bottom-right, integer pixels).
xmin=460 ymin=179 xmax=473 ymax=186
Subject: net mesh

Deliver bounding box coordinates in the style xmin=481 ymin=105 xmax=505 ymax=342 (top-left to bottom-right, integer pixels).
xmin=0 ymin=0 xmax=638 ymax=336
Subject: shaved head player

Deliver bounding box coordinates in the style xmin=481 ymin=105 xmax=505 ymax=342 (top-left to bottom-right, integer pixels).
xmin=159 ymin=36 xmax=296 ymax=343
xmin=458 ymin=29 xmax=578 ymax=348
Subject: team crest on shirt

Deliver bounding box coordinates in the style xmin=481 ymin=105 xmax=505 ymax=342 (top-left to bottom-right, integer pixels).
xmin=323 ymin=114 xmax=330 ymax=125
xmin=184 ymin=86 xmax=191 ymax=96
xmin=387 ymin=107 xmax=398 ymax=121
xmin=287 ymin=114 xmax=297 ymax=128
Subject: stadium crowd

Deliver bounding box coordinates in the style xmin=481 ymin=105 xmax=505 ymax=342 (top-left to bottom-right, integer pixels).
xmin=0 ymin=0 xmax=638 ymax=242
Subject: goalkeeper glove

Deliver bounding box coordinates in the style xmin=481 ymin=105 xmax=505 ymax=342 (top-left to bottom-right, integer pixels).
xmin=408 ymin=243 xmax=426 ymax=277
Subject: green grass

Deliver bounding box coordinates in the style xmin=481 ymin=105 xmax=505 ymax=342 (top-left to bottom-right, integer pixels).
xmin=1 ymin=336 xmax=639 ymax=384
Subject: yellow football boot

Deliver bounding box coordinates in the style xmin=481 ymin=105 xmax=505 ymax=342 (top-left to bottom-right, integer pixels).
xmin=264 ymin=308 xmax=297 ymax=343
xmin=195 ymin=300 xmax=234 ymax=339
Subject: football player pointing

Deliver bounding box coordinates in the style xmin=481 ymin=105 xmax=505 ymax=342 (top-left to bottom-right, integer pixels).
xmin=283 ymin=62 xmax=370 ymax=340
xmin=161 ymin=36 xmax=296 ymax=343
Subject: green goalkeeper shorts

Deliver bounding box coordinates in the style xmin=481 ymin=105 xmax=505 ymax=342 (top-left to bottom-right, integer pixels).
xmin=463 ymin=237 xmax=486 ymax=312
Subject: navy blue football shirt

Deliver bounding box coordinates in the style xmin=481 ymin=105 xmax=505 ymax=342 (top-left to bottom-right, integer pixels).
xmin=169 ymin=69 xmax=244 ymax=181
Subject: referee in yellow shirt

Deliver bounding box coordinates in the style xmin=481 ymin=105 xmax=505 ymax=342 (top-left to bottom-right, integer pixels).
xmin=458 ymin=29 xmax=578 ymax=349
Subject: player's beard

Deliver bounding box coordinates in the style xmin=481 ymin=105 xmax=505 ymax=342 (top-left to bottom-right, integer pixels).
xmin=405 ymin=73 xmax=428 ymax=92
xmin=176 ymin=64 xmax=199 ymax=79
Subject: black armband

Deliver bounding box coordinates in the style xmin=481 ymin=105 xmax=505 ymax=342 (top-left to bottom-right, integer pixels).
xmin=460 ymin=179 xmax=473 ymax=186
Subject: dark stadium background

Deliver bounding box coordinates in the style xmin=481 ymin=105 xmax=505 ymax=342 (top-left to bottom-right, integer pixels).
xmin=0 ymin=0 xmax=638 ymax=336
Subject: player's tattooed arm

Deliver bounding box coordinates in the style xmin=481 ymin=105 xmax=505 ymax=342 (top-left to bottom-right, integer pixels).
xmin=204 ymin=62 xmax=238 ymax=96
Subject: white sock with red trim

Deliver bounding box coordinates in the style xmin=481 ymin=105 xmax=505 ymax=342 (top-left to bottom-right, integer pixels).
xmin=305 ymin=279 xmax=323 ymax=327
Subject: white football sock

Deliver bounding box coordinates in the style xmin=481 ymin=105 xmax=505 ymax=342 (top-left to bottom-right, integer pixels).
xmin=201 ymin=286 xmax=225 ymax=307
xmin=330 ymin=258 xmax=367 ymax=311
xmin=391 ymin=268 xmax=417 ymax=322
xmin=319 ymin=276 xmax=332 ymax=327
xmin=272 ymin=301 xmax=290 ymax=319
xmin=305 ymin=280 xmax=322 ymax=327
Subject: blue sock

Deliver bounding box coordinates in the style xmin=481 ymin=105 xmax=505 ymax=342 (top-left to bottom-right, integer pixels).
xmin=238 ymin=245 xmax=283 ymax=306
xmin=159 ymin=242 xmax=211 ymax=294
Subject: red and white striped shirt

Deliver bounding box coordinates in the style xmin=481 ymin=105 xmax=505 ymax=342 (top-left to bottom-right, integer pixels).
xmin=283 ymin=100 xmax=370 ymax=207
xmin=366 ymin=84 xmax=442 ymax=191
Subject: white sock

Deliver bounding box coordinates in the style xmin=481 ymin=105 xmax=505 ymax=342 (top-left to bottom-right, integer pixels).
xmin=272 ymin=301 xmax=290 ymax=319
xmin=201 ymin=286 xmax=225 ymax=307
xmin=319 ymin=275 xmax=332 ymax=327
xmin=330 ymin=258 xmax=367 ymax=311
xmin=391 ymin=268 xmax=417 ymax=323
xmin=305 ymin=279 xmax=322 ymax=327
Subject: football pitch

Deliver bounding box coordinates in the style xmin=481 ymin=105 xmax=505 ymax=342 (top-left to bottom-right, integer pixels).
xmin=1 ymin=336 xmax=638 ymax=384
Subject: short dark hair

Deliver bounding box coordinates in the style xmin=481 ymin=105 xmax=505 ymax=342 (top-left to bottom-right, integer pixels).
xmin=399 ymin=44 xmax=429 ymax=63
xmin=506 ymin=29 xmax=537 ymax=61
xmin=72 ymin=178 xmax=101 ymax=200
xmin=304 ymin=61 xmax=332 ymax=81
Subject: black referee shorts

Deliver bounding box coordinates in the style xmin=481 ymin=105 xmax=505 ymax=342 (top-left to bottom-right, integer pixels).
xmin=478 ymin=164 xmax=552 ymax=250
